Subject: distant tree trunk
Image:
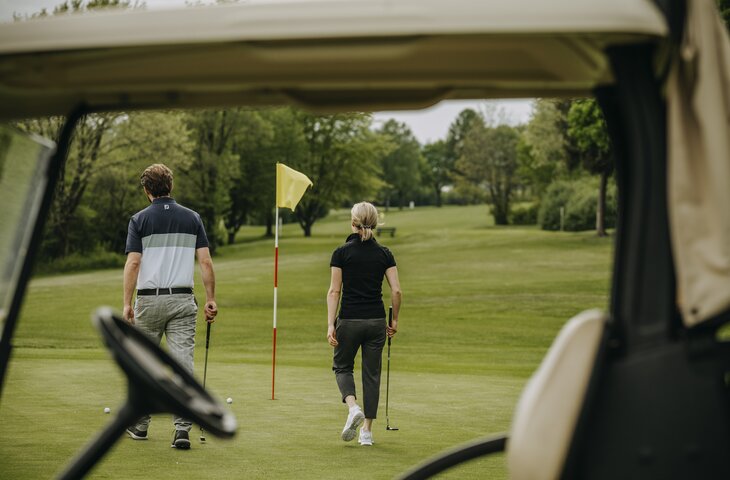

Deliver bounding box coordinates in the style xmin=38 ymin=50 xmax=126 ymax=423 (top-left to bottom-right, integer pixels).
xmin=265 ymin=211 xmax=273 ymax=237
xmin=435 ymin=186 xmax=442 ymax=207
xmin=492 ymin=206 xmax=509 ymax=225
xmin=385 ymin=193 xmax=391 ymax=212
xmin=303 ymin=222 xmax=312 ymax=237
xmin=227 ymin=230 xmax=236 ymax=245
xmin=596 ymin=170 xmax=608 ymax=237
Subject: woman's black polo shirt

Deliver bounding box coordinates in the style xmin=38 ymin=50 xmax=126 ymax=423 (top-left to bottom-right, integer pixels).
xmin=330 ymin=233 xmax=397 ymax=319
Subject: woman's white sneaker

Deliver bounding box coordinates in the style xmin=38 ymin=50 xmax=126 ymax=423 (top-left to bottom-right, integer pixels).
xmin=341 ymin=407 xmax=365 ymax=441
xmin=358 ymin=429 xmax=373 ymax=446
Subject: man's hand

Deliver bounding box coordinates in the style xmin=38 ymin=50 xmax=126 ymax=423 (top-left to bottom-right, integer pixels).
xmin=204 ymin=300 xmax=218 ymax=323
xmin=327 ymin=324 xmax=338 ymax=347
xmin=123 ymin=305 xmax=135 ymax=325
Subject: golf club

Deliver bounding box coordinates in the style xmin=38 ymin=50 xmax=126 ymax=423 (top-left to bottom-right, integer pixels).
xmin=200 ymin=320 xmax=212 ymax=442
xmin=386 ymin=305 xmax=399 ymax=431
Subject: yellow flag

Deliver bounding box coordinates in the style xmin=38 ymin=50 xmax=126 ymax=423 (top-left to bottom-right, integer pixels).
xmin=276 ymin=163 xmax=313 ymax=210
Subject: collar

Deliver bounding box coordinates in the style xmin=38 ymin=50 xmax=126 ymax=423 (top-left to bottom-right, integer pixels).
xmin=345 ymin=233 xmax=376 ymax=243
xmin=152 ymin=197 xmax=176 ymax=205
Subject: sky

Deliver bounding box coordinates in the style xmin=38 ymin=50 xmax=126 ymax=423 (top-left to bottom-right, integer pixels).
xmin=1 ymin=0 xmax=535 ymax=144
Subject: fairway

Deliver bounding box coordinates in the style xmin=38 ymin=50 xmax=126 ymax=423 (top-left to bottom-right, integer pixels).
xmin=0 ymin=205 xmax=613 ymax=479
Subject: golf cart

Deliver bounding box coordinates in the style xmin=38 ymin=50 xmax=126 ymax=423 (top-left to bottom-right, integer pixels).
xmin=1 ymin=0 xmax=729 ymax=478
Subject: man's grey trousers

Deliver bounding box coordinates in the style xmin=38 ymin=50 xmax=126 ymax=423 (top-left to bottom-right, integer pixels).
xmin=333 ymin=317 xmax=387 ymax=419
xmin=132 ymin=293 xmax=198 ymax=432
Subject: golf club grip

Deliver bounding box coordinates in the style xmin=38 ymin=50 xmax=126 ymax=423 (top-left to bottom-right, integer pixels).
xmin=205 ymin=321 xmax=211 ymax=348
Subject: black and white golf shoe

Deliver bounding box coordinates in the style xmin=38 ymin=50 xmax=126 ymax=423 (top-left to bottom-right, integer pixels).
xmin=126 ymin=426 xmax=148 ymax=440
xmin=172 ymin=430 xmax=191 ymax=450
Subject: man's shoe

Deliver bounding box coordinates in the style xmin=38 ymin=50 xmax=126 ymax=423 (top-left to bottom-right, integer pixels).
xmin=358 ymin=429 xmax=373 ymax=446
xmin=126 ymin=426 xmax=148 ymax=440
xmin=172 ymin=430 xmax=191 ymax=449
xmin=341 ymin=407 xmax=364 ymax=442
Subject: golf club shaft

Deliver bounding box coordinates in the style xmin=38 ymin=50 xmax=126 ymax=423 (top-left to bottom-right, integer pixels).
xmin=386 ymin=306 xmax=392 ymax=426
xmin=200 ymin=321 xmax=211 ymax=439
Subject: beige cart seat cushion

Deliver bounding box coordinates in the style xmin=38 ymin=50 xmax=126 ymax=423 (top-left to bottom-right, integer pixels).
xmin=507 ymin=309 xmax=606 ymax=480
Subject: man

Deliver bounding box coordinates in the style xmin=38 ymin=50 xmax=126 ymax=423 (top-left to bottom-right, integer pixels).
xmin=122 ymin=163 xmax=218 ymax=450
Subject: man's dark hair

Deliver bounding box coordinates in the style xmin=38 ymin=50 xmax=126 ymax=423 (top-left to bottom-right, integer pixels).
xmin=140 ymin=163 xmax=173 ymax=197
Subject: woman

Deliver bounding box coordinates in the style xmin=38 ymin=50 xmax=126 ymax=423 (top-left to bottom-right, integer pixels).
xmin=327 ymin=202 xmax=402 ymax=446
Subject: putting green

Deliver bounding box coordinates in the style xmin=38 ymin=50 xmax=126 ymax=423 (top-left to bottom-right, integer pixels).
xmin=0 ymin=205 xmax=612 ymax=479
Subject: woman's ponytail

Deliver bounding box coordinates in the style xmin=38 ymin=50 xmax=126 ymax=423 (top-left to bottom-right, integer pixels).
xmin=351 ymin=202 xmax=379 ymax=242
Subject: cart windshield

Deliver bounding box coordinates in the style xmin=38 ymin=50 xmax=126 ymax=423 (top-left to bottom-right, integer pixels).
xmin=0 ymin=126 xmax=54 ymax=339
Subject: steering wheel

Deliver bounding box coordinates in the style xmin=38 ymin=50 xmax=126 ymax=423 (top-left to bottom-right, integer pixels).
xmin=58 ymin=307 xmax=237 ymax=480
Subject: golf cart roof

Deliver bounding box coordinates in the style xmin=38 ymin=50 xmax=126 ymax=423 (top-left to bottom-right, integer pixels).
xmin=0 ymin=0 xmax=667 ymax=120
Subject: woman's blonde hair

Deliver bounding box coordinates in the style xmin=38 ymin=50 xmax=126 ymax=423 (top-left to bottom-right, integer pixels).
xmin=351 ymin=202 xmax=379 ymax=242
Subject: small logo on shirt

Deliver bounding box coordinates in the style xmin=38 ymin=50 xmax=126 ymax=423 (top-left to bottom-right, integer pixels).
xmin=164 ymin=205 xmax=170 ymax=210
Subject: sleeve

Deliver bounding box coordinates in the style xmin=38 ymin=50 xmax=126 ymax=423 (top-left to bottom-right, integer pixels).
xmin=195 ymin=214 xmax=210 ymax=249
xmin=383 ymin=247 xmax=396 ymax=268
xmin=330 ymin=247 xmax=343 ymax=268
xmin=124 ymin=217 xmax=142 ymax=254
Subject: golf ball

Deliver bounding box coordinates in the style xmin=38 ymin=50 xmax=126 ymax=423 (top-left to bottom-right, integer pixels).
xmin=104 ymin=407 xmax=111 ymax=414
xmin=226 ymin=397 xmax=233 ymax=404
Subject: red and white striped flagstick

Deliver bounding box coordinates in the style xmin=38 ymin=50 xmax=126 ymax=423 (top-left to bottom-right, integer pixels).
xmin=271 ymin=206 xmax=279 ymax=400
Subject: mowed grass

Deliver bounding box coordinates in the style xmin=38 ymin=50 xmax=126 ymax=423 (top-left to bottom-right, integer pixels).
xmin=0 ymin=205 xmax=613 ymax=479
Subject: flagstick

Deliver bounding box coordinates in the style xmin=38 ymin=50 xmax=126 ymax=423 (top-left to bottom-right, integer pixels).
xmin=272 ymin=206 xmax=279 ymax=400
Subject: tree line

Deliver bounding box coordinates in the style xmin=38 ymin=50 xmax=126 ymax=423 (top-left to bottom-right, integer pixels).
xmin=14 ymin=97 xmax=614 ymax=271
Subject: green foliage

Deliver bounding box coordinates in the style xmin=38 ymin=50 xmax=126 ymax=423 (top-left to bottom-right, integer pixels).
xmin=519 ymin=100 xmax=567 ymax=198
xmin=225 ymin=109 xmax=278 ymax=242
xmin=567 ymin=99 xmax=611 ymax=175
xmin=179 ymin=109 xmax=242 ymax=252
xmin=377 ymin=120 xmax=422 ymax=210
xmin=457 ymin=123 xmax=520 ymax=225
xmin=290 ymin=112 xmax=386 ymax=236
xmin=17 ymin=114 xmax=122 ymax=259
xmin=510 ymin=203 xmax=539 ymax=225
xmin=718 ymin=0 xmax=730 ymax=31
xmin=445 ymin=109 xmax=482 ymax=178
xmin=539 ymin=178 xmax=616 ymax=232
xmin=88 ymin=111 xmax=194 ymax=253
xmin=422 ymin=140 xmax=450 ymax=206
xmin=35 ymin=247 xmax=125 ymax=274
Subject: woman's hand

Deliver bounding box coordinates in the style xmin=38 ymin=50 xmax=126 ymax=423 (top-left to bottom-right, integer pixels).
xmin=387 ymin=318 xmax=398 ymax=338
xmin=327 ymin=324 xmax=338 ymax=346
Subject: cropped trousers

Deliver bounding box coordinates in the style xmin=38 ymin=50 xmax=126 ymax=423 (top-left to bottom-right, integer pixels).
xmin=332 ymin=317 xmax=387 ymax=419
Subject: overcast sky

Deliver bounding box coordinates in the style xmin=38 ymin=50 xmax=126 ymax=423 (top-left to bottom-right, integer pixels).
xmin=1 ymin=0 xmax=535 ymax=144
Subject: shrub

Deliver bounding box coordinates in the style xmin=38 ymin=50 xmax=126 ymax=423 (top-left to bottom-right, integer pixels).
xmin=36 ymin=247 xmax=125 ymax=275
xmin=510 ymin=203 xmax=538 ymax=225
xmin=538 ymin=180 xmax=577 ymax=231
xmin=539 ymin=177 xmax=616 ymax=232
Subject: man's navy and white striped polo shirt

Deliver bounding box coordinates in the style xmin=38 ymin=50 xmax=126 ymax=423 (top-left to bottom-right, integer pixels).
xmin=125 ymin=197 xmax=209 ymax=290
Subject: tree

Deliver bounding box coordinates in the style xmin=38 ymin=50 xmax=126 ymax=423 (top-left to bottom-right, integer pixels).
xmin=17 ymin=114 xmax=123 ymax=258
xmin=422 ymin=140 xmax=449 ymax=207
xmin=567 ymin=99 xmax=613 ymax=237
xmin=446 ymin=108 xmax=482 ymax=177
xmin=457 ymin=124 xmax=520 ymax=225
xmin=179 ymin=109 xmax=241 ymax=253
xmin=377 ymin=120 xmax=422 ymax=210
xmin=224 ymin=110 xmax=276 ymax=243
xmin=519 ymin=99 xmax=568 ymax=199
xmin=88 ymin=111 xmax=194 ymax=253
xmin=289 ymin=112 xmax=385 ymax=237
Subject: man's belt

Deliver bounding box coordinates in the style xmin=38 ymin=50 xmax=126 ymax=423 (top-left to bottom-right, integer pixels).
xmin=137 ymin=287 xmax=193 ymax=296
